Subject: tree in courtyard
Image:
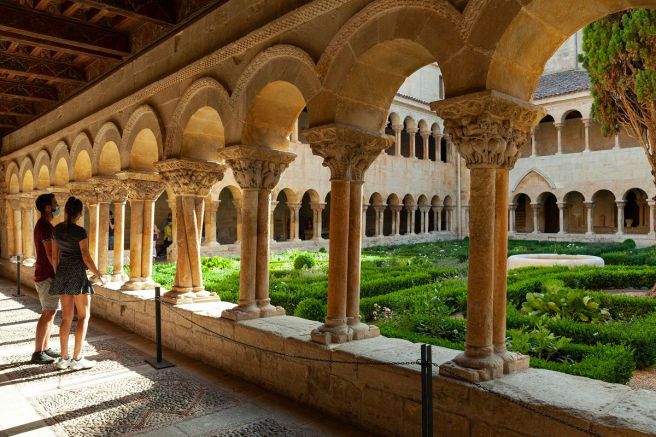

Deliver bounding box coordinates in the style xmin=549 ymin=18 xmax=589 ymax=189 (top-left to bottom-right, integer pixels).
xmin=580 ymin=9 xmax=656 ymax=175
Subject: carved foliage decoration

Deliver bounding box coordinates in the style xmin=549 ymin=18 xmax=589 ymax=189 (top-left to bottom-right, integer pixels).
xmin=303 ymin=124 xmax=393 ymax=180
xmin=154 ymin=159 xmax=225 ymax=197
xmin=90 ymin=177 xmax=127 ymax=202
xmin=218 ymin=145 xmax=295 ymax=190
xmin=431 ymin=90 xmax=544 ymax=169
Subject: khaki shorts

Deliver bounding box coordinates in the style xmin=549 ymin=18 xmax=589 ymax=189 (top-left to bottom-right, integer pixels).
xmin=34 ymin=278 xmax=60 ymax=312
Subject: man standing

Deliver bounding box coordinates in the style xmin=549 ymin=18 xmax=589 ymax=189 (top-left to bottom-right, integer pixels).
xmin=31 ymin=193 xmax=61 ymax=364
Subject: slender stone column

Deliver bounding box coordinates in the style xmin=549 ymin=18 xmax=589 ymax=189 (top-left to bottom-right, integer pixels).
xmin=392 ymin=124 xmax=402 ymax=156
xmin=391 ymin=205 xmax=402 ymax=235
xmin=270 ymin=200 xmax=278 ymax=242
xmin=374 ymin=205 xmax=385 ymax=237
xmin=585 ymin=202 xmax=594 ymax=235
xmin=88 ymin=177 xmax=119 ymax=277
xmin=311 ymin=202 xmax=324 ymax=240
xmin=202 ymin=198 xmax=220 ymax=248
xmin=4 ymin=197 xmax=15 ymax=258
xmin=509 ymin=204 xmax=517 ymax=234
xmin=10 ymin=197 xmax=23 ymax=256
xmin=19 ymin=196 xmax=35 ymax=261
xmin=432 ymin=89 xmax=543 ymax=381
xmin=406 ymin=204 xmax=416 ymax=234
xmin=288 ymin=202 xmax=302 ymax=242
xmin=649 ymin=200 xmax=656 ymax=237
xmin=433 ymin=134 xmax=442 ymax=161
xmin=233 ymin=199 xmax=242 ymax=244
xmin=422 ymin=133 xmax=429 ymax=160
xmin=112 ymin=199 xmax=127 ymax=281
xmin=218 ymin=146 xmax=295 ymax=320
xmin=583 ymin=119 xmax=591 ymax=152
xmin=555 ymin=122 xmax=563 ymax=154
xmin=446 ymin=206 xmax=453 ymax=232
xmin=304 ymin=123 xmax=391 ymax=343
xmin=614 ymin=133 xmax=620 ymax=149
xmin=417 ymin=206 xmax=427 ymax=234
xmin=557 ymin=202 xmax=566 ymax=234
xmin=463 ymin=206 xmax=470 ymax=236
xmin=531 ymin=202 xmax=540 ymax=233
xmin=407 ymin=127 xmax=418 ymax=158
xmin=616 ymin=201 xmax=626 ymax=235
xmin=115 ymin=172 xmax=165 ymax=292
xmin=153 ymin=160 xmax=223 ymax=302
xmin=361 ymin=203 xmax=369 ymax=237
xmin=531 ymin=131 xmax=536 ymax=157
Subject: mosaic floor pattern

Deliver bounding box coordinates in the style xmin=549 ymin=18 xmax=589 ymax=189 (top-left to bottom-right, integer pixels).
xmin=0 ymin=281 xmax=361 ymax=437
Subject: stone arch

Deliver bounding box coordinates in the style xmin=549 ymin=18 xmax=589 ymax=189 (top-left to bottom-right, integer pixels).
xmin=5 ymin=161 xmax=19 ymax=194
xmin=49 ymin=141 xmax=71 ymax=186
xmin=431 ymin=195 xmax=441 ymax=207
xmin=538 ymin=192 xmax=559 ymax=233
xmin=121 ymin=105 xmax=164 ymax=171
xmin=623 ymin=188 xmax=649 ymax=233
xmin=299 ymin=189 xmax=320 ymax=241
xmin=166 ymin=77 xmax=230 ymax=160
xmin=313 ymin=0 xmax=467 ymax=131
xmin=366 ymin=192 xmax=385 ymax=237
xmin=512 ymin=168 xmax=556 ymax=201
xmin=93 ymin=122 xmax=122 ymax=175
xmin=592 ymin=189 xmax=617 ymax=233
xmin=564 ymin=191 xmax=586 ymax=233
xmin=216 ymin=185 xmax=241 ymax=244
xmin=389 ymin=112 xmax=401 ymax=127
xmin=513 ymin=192 xmax=532 ymax=233
xmin=18 ymin=157 xmax=35 ymax=192
xmin=232 ymin=45 xmax=320 ymax=149
xmin=486 ymin=0 xmax=656 ymax=100
xmin=70 ymin=132 xmax=95 ymax=180
xmin=33 ymin=150 xmax=51 ymax=189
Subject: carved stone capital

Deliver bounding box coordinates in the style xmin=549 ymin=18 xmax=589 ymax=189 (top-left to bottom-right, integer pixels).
xmin=154 ymin=158 xmax=225 ymax=197
xmin=218 ymin=145 xmax=295 ymax=190
xmin=68 ymin=181 xmax=98 ymax=205
xmin=115 ymin=171 xmax=165 ymax=202
xmin=302 ymin=124 xmax=393 ymax=181
xmin=88 ymin=176 xmax=125 ymax=203
xmin=431 ymin=90 xmax=544 ymax=169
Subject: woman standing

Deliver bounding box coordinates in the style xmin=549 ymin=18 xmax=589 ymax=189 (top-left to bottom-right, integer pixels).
xmin=50 ymin=197 xmax=105 ymax=370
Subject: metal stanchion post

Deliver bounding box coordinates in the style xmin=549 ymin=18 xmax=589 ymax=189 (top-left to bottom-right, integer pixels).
xmin=13 ymin=255 xmax=21 ymax=297
xmin=421 ymin=344 xmax=433 ymax=437
xmin=146 ymin=286 xmax=174 ymax=369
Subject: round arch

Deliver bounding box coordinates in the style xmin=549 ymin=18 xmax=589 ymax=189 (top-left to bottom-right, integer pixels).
xmin=591 ymin=189 xmax=618 ymax=233
xmin=33 ymin=150 xmax=51 ymax=189
xmin=165 ymin=77 xmax=230 ymax=160
xmin=5 ymin=161 xmax=19 ymax=194
xmin=93 ymin=122 xmax=122 ymax=174
xmin=232 ymin=45 xmax=320 ymax=149
xmin=121 ymin=105 xmax=164 ymax=170
xmin=18 ymin=157 xmax=35 ymax=192
xmin=49 ymin=141 xmax=71 ymax=186
xmin=70 ymin=132 xmax=95 ymax=178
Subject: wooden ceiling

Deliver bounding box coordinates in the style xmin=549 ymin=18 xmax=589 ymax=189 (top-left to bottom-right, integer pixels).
xmin=0 ymin=0 xmax=221 ymax=137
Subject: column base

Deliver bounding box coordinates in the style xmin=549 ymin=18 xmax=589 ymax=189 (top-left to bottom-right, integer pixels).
xmin=111 ymin=272 xmax=129 ymax=283
xmin=311 ymin=237 xmax=324 ymax=242
xmin=310 ymin=320 xmax=353 ymax=345
xmin=585 ymin=231 xmax=593 ymax=236
xmin=221 ymin=304 xmax=261 ymax=321
xmin=201 ymin=241 xmax=221 ymax=250
xmin=349 ymin=321 xmax=380 ymax=341
xmin=439 ymin=352 xmax=504 ymax=382
xmin=162 ymin=289 xmax=220 ymax=305
xmin=495 ymin=347 xmax=530 ymax=374
xmin=121 ymin=279 xmax=156 ymax=291
xmin=649 ymin=232 xmax=656 ymax=238
xmin=258 ymin=303 xmax=286 ymax=318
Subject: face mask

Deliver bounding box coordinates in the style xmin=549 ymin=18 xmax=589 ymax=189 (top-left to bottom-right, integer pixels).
xmin=52 ymin=207 xmax=61 ymax=217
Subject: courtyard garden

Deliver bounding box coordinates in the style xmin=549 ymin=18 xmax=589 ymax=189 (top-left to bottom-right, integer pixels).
xmin=152 ymin=239 xmax=656 ymax=386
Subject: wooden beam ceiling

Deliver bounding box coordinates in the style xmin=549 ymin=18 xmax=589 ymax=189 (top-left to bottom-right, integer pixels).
xmin=0 ymin=101 xmax=34 ymax=117
xmin=69 ymin=0 xmax=175 ymax=26
xmin=0 ymin=51 xmax=86 ymax=83
xmin=0 ymin=79 xmax=58 ymax=102
xmin=0 ymin=1 xmax=130 ymax=59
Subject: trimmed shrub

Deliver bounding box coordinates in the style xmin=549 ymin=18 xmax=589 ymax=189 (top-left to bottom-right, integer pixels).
xmin=294 ymin=298 xmax=326 ymax=322
xmin=293 ymin=252 xmax=316 ymax=270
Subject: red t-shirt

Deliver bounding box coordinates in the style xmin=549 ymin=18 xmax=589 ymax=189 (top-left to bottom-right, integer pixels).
xmin=34 ymin=217 xmax=55 ymax=282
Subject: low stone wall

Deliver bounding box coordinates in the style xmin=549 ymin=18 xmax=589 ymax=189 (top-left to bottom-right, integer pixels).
xmin=511 ymin=232 xmax=655 ymax=247
xmin=4 ymin=260 xmax=655 ymax=437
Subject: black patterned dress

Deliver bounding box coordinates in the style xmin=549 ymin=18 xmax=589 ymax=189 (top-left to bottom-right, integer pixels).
xmin=49 ymin=223 xmax=94 ymax=296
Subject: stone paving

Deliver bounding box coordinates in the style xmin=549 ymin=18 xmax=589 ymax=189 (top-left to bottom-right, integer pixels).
xmin=0 ymin=280 xmax=364 ymax=437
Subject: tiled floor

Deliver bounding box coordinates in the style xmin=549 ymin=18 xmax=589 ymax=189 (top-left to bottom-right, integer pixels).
xmin=0 ymin=280 xmax=365 ymax=437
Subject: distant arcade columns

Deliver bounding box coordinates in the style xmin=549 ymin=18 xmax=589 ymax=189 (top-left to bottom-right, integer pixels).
xmin=288 ymin=202 xmax=302 ymax=242
xmin=390 ymin=205 xmax=402 ymax=236
xmin=218 ymin=145 xmax=295 ymax=321
xmin=392 ymin=123 xmax=402 ymax=156
xmin=433 ymin=90 xmax=543 ymax=382
xmin=304 ymin=123 xmax=392 ymax=344
xmin=203 ymin=197 xmax=221 ymax=248
xmin=557 ymin=202 xmax=566 ymax=235
xmin=649 ymin=200 xmax=656 ymax=237
xmin=585 ymin=201 xmax=594 ymax=235
xmin=310 ymin=202 xmax=325 ymax=240
xmin=616 ymin=201 xmax=626 ymax=235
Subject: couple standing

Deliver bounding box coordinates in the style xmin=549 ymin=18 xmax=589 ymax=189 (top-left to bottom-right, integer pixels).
xmin=31 ymin=194 xmax=105 ymax=370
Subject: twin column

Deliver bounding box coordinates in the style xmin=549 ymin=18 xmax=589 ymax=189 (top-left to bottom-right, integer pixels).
xmin=217 ymin=145 xmax=295 ymax=320
xmin=432 ymin=90 xmax=544 ymax=381
xmin=303 ymin=123 xmax=393 ymax=344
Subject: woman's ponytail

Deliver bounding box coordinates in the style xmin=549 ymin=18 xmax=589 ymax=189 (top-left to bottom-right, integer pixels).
xmin=64 ymin=196 xmax=83 ymax=225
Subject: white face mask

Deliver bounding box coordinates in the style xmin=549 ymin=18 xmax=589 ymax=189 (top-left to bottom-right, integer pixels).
xmin=52 ymin=206 xmax=61 ymax=217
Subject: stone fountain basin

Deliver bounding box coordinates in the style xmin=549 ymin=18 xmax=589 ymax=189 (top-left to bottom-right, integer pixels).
xmin=507 ymin=254 xmax=605 ymax=271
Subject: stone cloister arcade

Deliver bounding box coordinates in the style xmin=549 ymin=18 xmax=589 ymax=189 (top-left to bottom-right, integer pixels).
xmin=511 ymin=188 xmax=654 ymax=236
xmin=1 ymin=1 xmax=655 ymax=434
